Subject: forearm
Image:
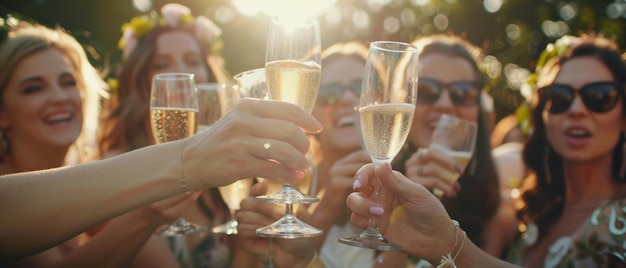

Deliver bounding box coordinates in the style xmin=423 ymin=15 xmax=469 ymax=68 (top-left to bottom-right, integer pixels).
xmin=0 ymin=140 xmax=183 ymax=259
xmin=55 ymin=211 xmax=163 ymax=267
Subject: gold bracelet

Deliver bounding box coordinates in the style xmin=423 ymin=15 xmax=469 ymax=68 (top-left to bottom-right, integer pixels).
xmin=178 ymin=139 xmax=189 ymax=192
xmin=436 ymin=219 xmax=466 ymax=268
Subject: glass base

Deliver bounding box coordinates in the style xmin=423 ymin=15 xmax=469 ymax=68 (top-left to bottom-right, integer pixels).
xmin=157 ymin=217 xmax=207 ymax=236
xmin=256 ymin=213 xmax=322 ymax=239
xmin=338 ymin=229 xmax=402 ymax=251
xmin=256 ymin=184 xmax=319 ymax=204
xmin=212 ymin=218 xmax=238 ymax=235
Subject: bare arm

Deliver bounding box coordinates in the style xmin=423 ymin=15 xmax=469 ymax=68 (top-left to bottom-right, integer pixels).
xmin=0 ymin=99 xmax=322 ymax=260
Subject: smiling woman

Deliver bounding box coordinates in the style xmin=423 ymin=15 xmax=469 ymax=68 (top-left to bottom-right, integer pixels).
xmin=0 ymin=23 xmax=105 ymax=172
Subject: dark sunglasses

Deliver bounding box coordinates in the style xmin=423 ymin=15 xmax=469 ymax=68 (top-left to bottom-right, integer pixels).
xmin=318 ymin=80 xmax=361 ymax=106
xmin=538 ymin=81 xmax=624 ymax=114
xmin=417 ymin=78 xmax=481 ymax=107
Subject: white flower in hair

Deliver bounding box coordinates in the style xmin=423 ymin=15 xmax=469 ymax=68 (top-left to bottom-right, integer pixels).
xmin=195 ymin=16 xmax=222 ymax=44
xmin=122 ymin=29 xmax=137 ymax=59
xmin=161 ymin=3 xmax=191 ymax=27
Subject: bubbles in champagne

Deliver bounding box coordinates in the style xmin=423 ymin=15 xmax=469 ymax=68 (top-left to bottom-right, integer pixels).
xmin=359 ymin=103 xmax=415 ymax=162
xmin=150 ymin=107 xmax=198 ymax=143
xmin=265 ymin=60 xmax=321 ymax=113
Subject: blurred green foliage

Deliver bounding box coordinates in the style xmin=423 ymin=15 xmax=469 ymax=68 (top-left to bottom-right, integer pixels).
xmin=1 ymin=0 xmax=625 ymax=120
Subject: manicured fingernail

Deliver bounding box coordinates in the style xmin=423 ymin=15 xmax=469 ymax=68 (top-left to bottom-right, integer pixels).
xmin=454 ymin=163 xmax=464 ymax=173
xmin=370 ymin=206 xmax=384 ymax=215
xmin=293 ymin=170 xmax=305 ymax=179
xmin=353 ymin=177 xmax=362 ymax=190
xmin=315 ymin=121 xmax=324 ymax=132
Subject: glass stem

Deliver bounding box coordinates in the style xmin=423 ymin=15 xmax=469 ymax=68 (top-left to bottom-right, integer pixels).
xmin=368 ymin=162 xmax=383 ymax=231
xmin=285 ymin=203 xmax=294 ymax=215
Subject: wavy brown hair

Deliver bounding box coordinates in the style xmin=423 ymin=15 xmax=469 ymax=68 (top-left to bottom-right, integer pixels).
xmin=393 ymin=34 xmax=501 ymax=248
xmin=521 ymin=35 xmax=626 ymax=235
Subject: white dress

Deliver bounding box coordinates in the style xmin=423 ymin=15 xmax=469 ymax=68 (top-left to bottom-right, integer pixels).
xmin=320 ymin=222 xmax=376 ymax=268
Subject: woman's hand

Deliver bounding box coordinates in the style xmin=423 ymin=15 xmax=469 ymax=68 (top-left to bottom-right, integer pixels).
xmin=346 ymin=163 xmax=456 ymax=263
xmin=403 ymin=146 xmax=463 ymax=198
xmin=236 ymin=180 xmax=317 ymax=268
xmin=185 ymin=98 xmax=323 ymax=189
xmin=142 ymin=191 xmax=203 ymax=227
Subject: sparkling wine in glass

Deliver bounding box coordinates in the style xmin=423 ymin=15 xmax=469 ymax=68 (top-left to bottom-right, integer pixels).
xmin=338 ymin=41 xmax=418 ymax=251
xmin=150 ymin=72 xmax=207 ymax=236
xmin=430 ymin=114 xmax=477 ymax=198
xmin=255 ymin=16 xmax=322 ymax=239
xmin=212 ymin=178 xmax=254 ymax=234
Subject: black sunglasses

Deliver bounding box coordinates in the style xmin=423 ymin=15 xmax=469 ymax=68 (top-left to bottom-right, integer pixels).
xmin=417 ymin=78 xmax=481 ymax=107
xmin=538 ymin=81 xmax=623 ymax=114
xmin=318 ymin=80 xmax=361 ymax=106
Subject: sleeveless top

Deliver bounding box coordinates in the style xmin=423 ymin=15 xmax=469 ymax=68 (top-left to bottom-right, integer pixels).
xmin=505 ymin=196 xmax=626 ymax=267
xmin=167 ymin=233 xmax=231 ymax=268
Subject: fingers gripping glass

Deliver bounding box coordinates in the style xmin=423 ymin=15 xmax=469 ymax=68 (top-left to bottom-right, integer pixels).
xmin=150 ymin=73 xmax=207 ymax=236
xmin=539 ymin=81 xmax=623 ymax=114
xmin=318 ymin=80 xmax=361 ymax=105
xmin=338 ymin=41 xmax=418 ymax=251
xmin=255 ymin=16 xmax=323 ymax=239
xmin=417 ymin=78 xmax=480 ymax=107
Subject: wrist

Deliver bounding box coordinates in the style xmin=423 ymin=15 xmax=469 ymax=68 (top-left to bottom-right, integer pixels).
xmin=431 ymin=219 xmax=466 ymax=267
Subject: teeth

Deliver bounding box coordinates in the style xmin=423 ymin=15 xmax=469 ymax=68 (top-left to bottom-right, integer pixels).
xmin=337 ymin=116 xmax=355 ymax=127
xmin=46 ymin=113 xmax=72 ymax=123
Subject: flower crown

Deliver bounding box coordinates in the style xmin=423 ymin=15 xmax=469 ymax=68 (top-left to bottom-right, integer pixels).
xmin=515 ymin=35 xmax=582 ymax=135
xmin=117 ymin=3 xmax=223 ymax=59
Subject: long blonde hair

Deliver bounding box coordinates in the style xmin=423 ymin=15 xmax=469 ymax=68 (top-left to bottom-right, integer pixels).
xmin=0 ymin=23 xmax=108 ymax=164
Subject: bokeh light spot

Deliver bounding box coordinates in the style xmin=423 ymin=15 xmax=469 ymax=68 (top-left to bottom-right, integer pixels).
xmin=505 ymin=23 xmax=521 ymax=45
xmin=559 ymin=3 xmax=577 ymax=21
xmin=383 ymin=16 xmax=400 ymax=34
xmin=132 ymin=0 xmax=152 ymax=13
xmin=483 ymin=0 xmax=502 ymax=13
xmin=433 ymin=14 xmax=448 ymax=30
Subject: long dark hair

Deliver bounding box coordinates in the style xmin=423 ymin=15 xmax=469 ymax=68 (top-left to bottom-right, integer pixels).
xmin=394 ymin=34 xmax=501 ymax=248
xmin=98 ymin=26 xmax=213 ymax=154
xmin=98 ymin=25 xmax=229 ymax=223
xmin=522 ymin=35 xmax=626 ymax=235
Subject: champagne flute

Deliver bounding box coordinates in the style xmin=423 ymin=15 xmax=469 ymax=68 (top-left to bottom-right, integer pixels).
xmin=196 ymin=82 xmax=250 ymax=235
xmin=255 ymin=16 xmax=322 ymax=239
xmin=210 ymin=71 xmax=268 ymax=235
xmin=213 ymin=178 xmax=254 ymax=234
xmin=150 ymin=72 xmax=207 ymax=236
xmin=430 ymin=114 xmax=477 ymax=198
xmin=197 ymin=83 xmax=241 ymax=133
xmin=234 ymin=68 xmax=269 ymax=100
xmin=338 ymin=41 xmax=418 ymax=251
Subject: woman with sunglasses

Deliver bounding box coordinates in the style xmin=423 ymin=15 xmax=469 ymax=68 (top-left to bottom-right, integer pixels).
xmin=390 ymin=34 xmax=512 ymax=260
xmin=345 ymin=34 xmax=626 ymax=268
xmin=503 ymin=34 xmax=626 ymax=267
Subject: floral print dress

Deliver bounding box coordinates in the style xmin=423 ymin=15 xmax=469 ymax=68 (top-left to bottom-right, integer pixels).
xmin=506 ymin=197 xmax=626 ymax=267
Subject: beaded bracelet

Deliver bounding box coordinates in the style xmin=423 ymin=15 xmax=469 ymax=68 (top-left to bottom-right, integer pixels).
xmin=436 ymin=219 xmax=467 ymax=268
xmin=178 ymin=139 xmax=189 ymax=192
